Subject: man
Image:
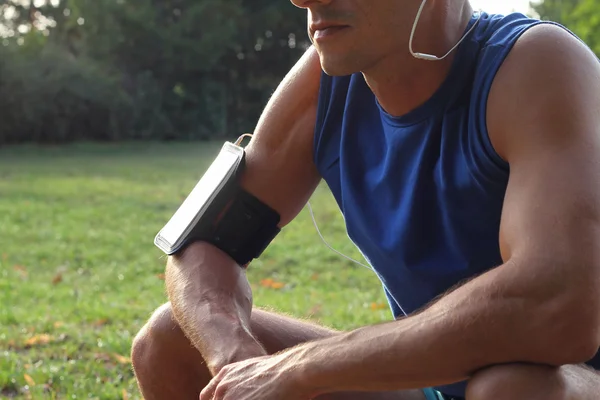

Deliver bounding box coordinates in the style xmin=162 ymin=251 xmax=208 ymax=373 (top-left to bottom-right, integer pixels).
xmin=131 ymin=0 xmax=600 ymax=399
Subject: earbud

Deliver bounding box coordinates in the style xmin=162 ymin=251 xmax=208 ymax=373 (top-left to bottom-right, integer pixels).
xmin=409 ymin=0 xmax=482 ymax=61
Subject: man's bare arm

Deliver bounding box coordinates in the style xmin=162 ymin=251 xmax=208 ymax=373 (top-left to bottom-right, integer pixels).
xmin=164 ymin=47 xmax=322 ymax=375
xmin=272 ymin=25 xmax=600 ymax=395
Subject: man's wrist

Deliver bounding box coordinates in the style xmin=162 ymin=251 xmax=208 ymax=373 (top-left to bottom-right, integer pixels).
xmin=211 ymin=330 xmax=266 ymax=368
xmin=197 ymin=314 xmax=266 ymax=374
xmin=207 ymin=339 xmax=266 ymax=374
xmin=280 ymin=343 xmax=331 ymax=398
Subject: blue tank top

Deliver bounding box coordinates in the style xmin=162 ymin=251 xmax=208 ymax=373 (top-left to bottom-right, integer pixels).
xmin=313 ymin=12 xmax=600 ymax=398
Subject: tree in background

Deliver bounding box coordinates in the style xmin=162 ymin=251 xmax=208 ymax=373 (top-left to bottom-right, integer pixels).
xmin=531 ymin=0 xmax=600 ymax=55
xmin=0 ymin=0 xmax=309 ymax=143
xmin=566 ymin=0 xmax=600 ymax=55
xmin=531 ymin=0 xmax=578 ymax=22
xmin=3 ymin=0 xmax=595 ymax=144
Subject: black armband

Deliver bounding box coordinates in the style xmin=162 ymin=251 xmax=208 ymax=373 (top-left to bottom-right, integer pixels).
xmin=154 ymin=141 xmax=281 ymax=266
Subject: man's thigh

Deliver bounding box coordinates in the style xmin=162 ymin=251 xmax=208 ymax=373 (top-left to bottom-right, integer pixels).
xmin=249 ymin=308 xmax=338 ymax=353
xmin=465 ymin=363 xmax=600 ymax=400
xmin=561 ymin=364 xmax=600 ymax=399
xmin=146 ymin=304 xmax=426 ymax=400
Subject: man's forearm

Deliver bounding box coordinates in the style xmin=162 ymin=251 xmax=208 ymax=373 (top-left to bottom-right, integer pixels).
xmin=165 ymin=242 xmax=266 ymax=375
xmin=291 ymin=258 xmax=596 ymax=395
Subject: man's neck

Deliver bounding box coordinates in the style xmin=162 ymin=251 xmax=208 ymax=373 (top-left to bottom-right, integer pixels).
xmin=363 ymin=1 xmax=474 ymax=117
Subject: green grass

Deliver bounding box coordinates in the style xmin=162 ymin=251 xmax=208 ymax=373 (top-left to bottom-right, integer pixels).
xmin=0 ymin=142 xmax=390 ymax=399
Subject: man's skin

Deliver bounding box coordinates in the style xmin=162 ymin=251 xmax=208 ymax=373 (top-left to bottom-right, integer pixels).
xmin=131 ymin=0 xmax=600 ymax=399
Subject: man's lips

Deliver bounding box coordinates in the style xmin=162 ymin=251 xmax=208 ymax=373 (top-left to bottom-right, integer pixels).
xmin=311 ymin=23 xmax=350 ymax=41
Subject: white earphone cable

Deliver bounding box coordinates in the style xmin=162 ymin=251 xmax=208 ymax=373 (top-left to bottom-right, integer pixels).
xmin=409 ymin=0 xmax=483 ymax=61
xmin=306 ymin=201 xmax=372 ymax=271
xmin=307 ymin=200 xmax=409 ymax=317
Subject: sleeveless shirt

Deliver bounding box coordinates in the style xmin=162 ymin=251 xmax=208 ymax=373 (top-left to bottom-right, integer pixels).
xmin=312 ymin=12 xmax=600 ymax=398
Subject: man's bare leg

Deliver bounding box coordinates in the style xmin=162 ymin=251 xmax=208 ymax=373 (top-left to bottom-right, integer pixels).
xmin=466 ymin=362 xmax=600 ymax=400
xmin=132 ymin=303 xmax=600 ymax=400
xmin=131 ymin=303 xmax=426 ymax=400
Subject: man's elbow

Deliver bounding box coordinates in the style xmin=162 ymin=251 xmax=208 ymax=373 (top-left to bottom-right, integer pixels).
xmin=563 ymin=298 xmax=600 ymax=364
xmin=552 ymin=326 xmax=599 ymax=366
xmin=533 ymin=294 xmax=600 ymax=366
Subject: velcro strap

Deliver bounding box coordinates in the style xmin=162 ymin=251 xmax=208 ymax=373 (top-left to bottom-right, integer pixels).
xmin=209 ymin=187 xmax=281 ymax=266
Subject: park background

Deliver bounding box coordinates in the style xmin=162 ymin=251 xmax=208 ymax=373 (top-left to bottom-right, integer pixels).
xmin=1 ymin=0 xmax=598 ymax=398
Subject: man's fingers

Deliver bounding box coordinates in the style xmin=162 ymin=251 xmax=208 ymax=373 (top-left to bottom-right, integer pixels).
xmin=199 ymin=377 xmax=219 ymax=400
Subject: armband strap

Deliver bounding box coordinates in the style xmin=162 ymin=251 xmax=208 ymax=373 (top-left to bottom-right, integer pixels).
xmin=207 ymin=187 xmax=281 ymax=266
xmin=153 ymin=139 xmax=281 ymax=266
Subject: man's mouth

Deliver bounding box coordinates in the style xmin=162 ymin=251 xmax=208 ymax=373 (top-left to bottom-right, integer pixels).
xmin=311 ymin=23 xmax=350 ymax=42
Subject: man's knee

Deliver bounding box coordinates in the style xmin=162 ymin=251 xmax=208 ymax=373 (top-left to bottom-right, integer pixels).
xmin=466 ymin=364 xmax=568 ymax=400
xmin=131 ymin=303 xmax=179 ymax=372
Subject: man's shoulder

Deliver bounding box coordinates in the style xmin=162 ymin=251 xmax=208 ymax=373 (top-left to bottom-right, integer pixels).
xmin=486 ymin=22 xmax=600 ymax=160
xmin=469 ymin=12 xmax=541 ymax=49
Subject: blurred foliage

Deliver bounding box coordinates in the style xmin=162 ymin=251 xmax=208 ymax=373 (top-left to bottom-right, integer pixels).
xmin=1 ymin=1 xmax=598 ymax=144
xmin=532 ymin=0 xmax=600 ymax=55
xmin=0 ymin=0 xmax=309 ymax=143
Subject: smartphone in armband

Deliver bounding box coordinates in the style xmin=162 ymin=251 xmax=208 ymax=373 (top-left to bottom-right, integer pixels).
xmin=154 ymin=141 xmax=246 ymax=255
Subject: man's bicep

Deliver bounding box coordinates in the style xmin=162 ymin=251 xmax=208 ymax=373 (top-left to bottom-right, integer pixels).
xmin=240 ymin=46 xmax=323 ymax=227
xmin=499 ymin=140 xmax=600 ymax=269
xmin=494 ymin=123 xmax=600 ymax=354
xmin=488 ymin=24 xmax=600 ymax=267
xmin=484 ymin=25 xmax=600 ymax=352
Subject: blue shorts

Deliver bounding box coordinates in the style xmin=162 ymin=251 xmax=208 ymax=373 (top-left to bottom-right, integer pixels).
xmin=423 ymin=388 xmax=462 ymax=400
xmin=423 ymin=388 xmax=443 ymax=400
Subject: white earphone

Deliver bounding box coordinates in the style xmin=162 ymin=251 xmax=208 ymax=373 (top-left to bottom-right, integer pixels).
xmin=409 ymin=0 xmax=482 ymax=61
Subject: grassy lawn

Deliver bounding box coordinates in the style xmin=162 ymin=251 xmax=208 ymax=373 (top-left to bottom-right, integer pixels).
xmin=0 ymin=142 xmax=390 ymax=399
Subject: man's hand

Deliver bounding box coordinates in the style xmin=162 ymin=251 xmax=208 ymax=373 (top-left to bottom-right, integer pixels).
xmin=199 ymin=353 xmax=313 ymax=400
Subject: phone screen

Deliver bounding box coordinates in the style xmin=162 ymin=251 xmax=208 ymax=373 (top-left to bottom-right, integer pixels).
xmin=159 ymin=146 xmax=241 ymax=248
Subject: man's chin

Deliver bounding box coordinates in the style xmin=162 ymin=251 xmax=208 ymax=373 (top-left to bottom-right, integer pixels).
xmin=319 ymin=57 xmax=360 ymax=77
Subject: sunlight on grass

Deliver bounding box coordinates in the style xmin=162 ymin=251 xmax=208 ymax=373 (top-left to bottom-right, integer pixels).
xmin=0 ymin=142 xmax=390 ymax=399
